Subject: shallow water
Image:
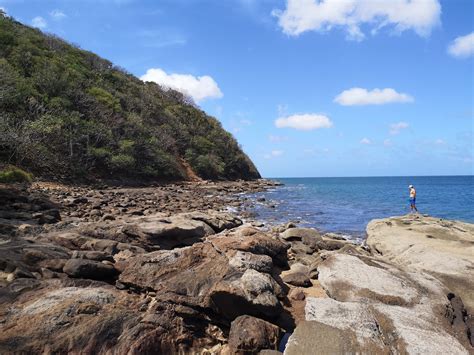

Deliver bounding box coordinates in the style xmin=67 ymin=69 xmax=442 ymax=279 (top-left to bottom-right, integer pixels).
xmin=246 ymin=176 xmax=474 ymax=241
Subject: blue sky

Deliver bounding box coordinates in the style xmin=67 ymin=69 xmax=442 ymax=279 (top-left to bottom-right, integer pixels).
xmin=2 ymin=0 xmax=473 ymax=177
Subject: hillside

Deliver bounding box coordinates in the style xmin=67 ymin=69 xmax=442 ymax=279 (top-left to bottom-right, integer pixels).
xmin=0 ymin=13 xmax=260 ymax=182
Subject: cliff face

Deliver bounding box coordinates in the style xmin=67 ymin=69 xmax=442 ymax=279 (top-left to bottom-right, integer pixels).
xmin=0 ymin=13 xmax=260 ymax=182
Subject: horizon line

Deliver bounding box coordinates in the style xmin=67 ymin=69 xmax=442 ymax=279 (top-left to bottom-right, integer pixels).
xmin=264 ymin=174 xmax=474 ymax=179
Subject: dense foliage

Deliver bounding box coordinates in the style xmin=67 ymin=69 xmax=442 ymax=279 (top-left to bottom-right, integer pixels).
xmin=0 ymin=13 xmax=260 ymax=181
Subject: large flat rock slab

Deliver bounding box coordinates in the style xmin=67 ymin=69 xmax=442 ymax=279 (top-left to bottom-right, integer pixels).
xmin=367 ymin=214 xmax=474 ymax=312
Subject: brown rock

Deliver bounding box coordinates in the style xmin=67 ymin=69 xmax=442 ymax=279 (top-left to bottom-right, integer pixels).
xmin=228 ymin=315 xmax=282 ymax=354
xmin=63 ymin=259 xmax=118 ymax=280
xmin=282 ymin=272 xmax=311 ymax=287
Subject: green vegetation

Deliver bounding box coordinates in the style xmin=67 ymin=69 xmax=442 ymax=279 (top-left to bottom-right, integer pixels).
xmin=0 ymin=13 xmax=260 ymax=181
xmin=0 ymin=165 xmax=33 ymax=183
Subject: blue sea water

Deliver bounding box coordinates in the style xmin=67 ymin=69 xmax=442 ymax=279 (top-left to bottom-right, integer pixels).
xmin=247 ymin=176 xmax=474 ymax=241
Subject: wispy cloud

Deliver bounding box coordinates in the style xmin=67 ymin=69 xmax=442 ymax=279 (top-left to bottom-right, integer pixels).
xmin=360 ymin=137 xmax=371 ymax=145
xmin=272 ymin=0 xmax=441 ymax=40
xmin=448 ymin=32 xmax=474 ymax=58
xmin=275 ymin=113 xmax=333 ymax=131
xmin=264 ymin=150 xmax=284 ymax=159
xmin=335 ymin=88 xmax=414 ymax=106
xmin=389 ymin=122 xmax=409 ymax=135
xmin=50 ymin=9 xmax=66 ymax=20
xmin=32 ymin=16 xmax=47 ymax=29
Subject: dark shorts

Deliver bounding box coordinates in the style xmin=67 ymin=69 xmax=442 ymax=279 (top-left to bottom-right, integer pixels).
xmin=409 ymin=198 xmax=416 ymax=205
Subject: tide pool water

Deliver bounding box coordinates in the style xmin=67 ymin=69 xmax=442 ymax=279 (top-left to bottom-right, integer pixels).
xmin=247 ymin=176 xmax=474 ymax=241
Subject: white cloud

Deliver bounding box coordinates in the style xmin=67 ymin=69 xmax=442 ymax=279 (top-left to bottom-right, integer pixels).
xmin=273 ymin=0 xmax=441 ymax=40
xmin=383 ymin=139 xmax=392 ymax=147
xmin=50 ymin=9 xmax=66 ymax=20
xmin=334 ymin=88 xmax=414 ymax=106
xmin=264 ymin=150 xmax=284 ymax=159
xmin=435 ymin=138 xmax=445 ymax=145
xmin=32 ymin=16 xmax=47 ymax=29
xmin=275 ymin=113 xmax=333 ymax=131
xmin=360 ymin=137 xmax=371 ymax=144
xmin=140 ymin=68 xmax=223 ymax=103
xmin=389 ymin=121 xmax=409 ymax=135
xmin=448 ymin=32 xmax=474 ymax=58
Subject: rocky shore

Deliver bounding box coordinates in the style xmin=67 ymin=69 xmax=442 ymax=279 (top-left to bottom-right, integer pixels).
xmin=0 ymin=181 xmax=473 ymax=354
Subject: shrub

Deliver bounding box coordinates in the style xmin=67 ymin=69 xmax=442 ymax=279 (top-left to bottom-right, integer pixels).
xmin=0 ymin=166 xmax=33 ymax=183
xmin=109 ymin=154 xmax=135 ymax=170
xmin=87 ymin=86 xmax=121 ymax=112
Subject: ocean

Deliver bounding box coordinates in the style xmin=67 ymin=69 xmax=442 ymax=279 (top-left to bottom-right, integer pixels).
xmin=246 ymin=176 xmax=474 ymax=242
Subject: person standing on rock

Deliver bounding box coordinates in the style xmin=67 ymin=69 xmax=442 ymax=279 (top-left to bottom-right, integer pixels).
xmin=409 ymin=185 xmax=418 ymax=213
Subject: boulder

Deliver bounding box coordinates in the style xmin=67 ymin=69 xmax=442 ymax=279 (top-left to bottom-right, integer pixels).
xmin=284 ymin=320 xmax=375 ymax=355
xmin=71 ymin=250 xmax=114 ymax=262
xmin=210 ymin=268 xmax=282 ymax=320
xmin=129 ymin=214 xmax=215 ymax=249
xmin=63 ymin=259 xmax=118 ymax=280
xmin=280 ymin=228 xmax=322 ymax=243
xmin=228 ymin=315 xmax=281 ymax=354
xmin=281 ymin=272 xmax=311 ymax=287
xmin=229 ymin=251 xmax=273 ymax=273
xmin=180 ymin=211 xmax=243 ymax=232
xmin=208 ymin=232 xmax=289 ymax=267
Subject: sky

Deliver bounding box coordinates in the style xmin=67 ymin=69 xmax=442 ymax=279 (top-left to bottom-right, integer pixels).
xmin=2 ymin=0 xmax=473 ymax=177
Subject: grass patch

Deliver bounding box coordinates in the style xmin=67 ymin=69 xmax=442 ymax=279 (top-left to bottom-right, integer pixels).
xmin=0 ymin=166 xmax=33 ymax=183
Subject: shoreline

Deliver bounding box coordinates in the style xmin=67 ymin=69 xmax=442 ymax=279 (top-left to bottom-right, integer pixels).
xmin=0 ymin=180 xmax=473 ymax=353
